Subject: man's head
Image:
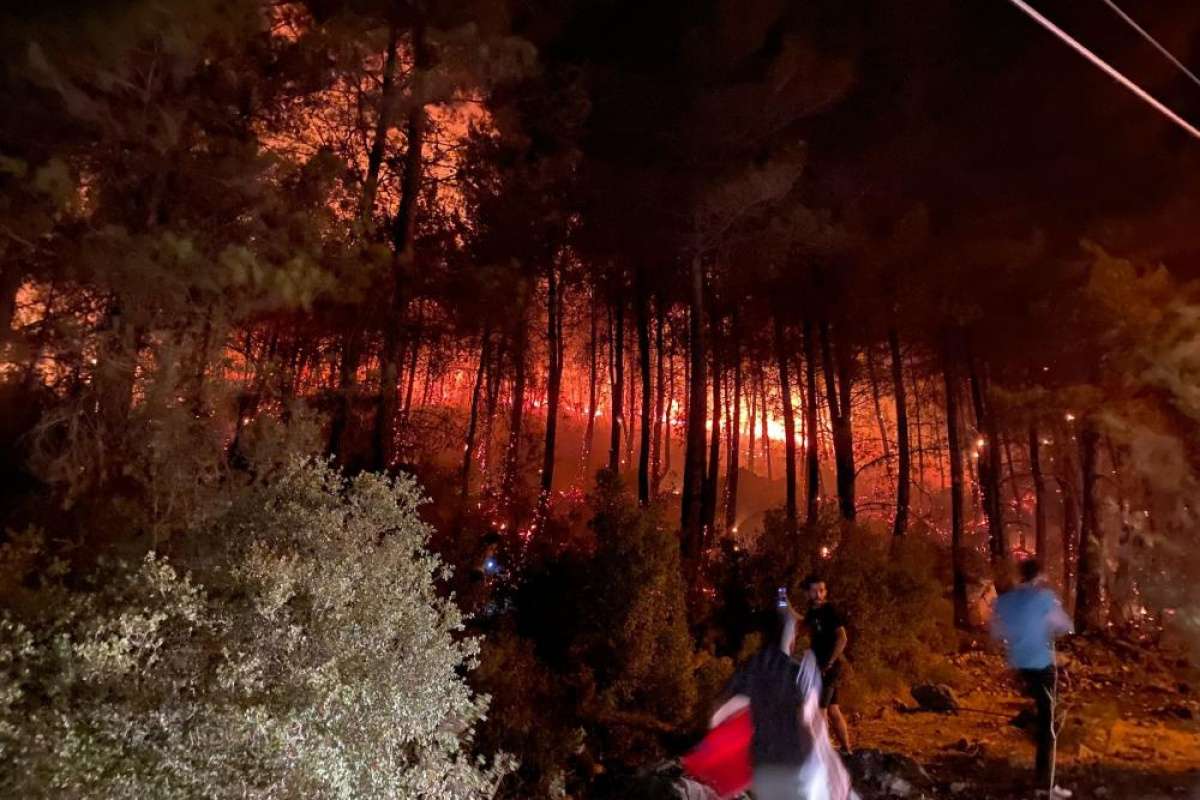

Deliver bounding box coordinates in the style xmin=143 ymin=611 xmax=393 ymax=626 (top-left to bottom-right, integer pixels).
xmin=802 ymin=574 xmax=827 ymax=605
xmin=1018 ymin=558 xmax=1042 ymax=585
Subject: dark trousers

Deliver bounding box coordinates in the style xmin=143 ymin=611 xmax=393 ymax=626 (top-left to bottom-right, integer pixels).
xmin=1019 ymin=667 xmax=1056 ymax=785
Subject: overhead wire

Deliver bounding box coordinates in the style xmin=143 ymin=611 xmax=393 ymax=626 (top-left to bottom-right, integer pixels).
xmin=1000 ymin=0 xmax=1200 ymax=141
xmin=1098 ymin=0 xmax=1200 ymax=91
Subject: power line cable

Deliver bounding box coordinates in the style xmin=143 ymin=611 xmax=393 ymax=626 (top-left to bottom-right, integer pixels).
xmin=1099 ymin=0 xmax=1200 ymax=91
xmin=1001 ymin=0 xmax=1200 ymax=140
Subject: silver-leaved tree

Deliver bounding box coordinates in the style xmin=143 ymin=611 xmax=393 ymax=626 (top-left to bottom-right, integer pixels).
xmin=0 ymin=457 xmax=512 ymax=799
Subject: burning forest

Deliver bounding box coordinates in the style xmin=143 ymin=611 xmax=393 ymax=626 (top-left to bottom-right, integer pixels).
xmin=1 ymin=1 xmax=1199 ymax=799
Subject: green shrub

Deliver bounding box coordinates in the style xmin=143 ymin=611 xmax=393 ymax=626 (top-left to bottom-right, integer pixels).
xmin=483 ymin=471 xmax=706 ymax=795
xmin=739 ymin=511 xmax=956 ymax=705
xmin=577 ymin=471 xmax=698 ymax=729
xmin=474 ymin=626 xmax=581 ymax=800
xmin=0 ymin=458 xmax=511 ymax=799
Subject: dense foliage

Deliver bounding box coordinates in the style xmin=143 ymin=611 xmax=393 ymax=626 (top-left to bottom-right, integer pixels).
xmin=0 ymin=459 xmax=509 ymax=799
xmin=3 ymin=0 xmax=1200 ymax=796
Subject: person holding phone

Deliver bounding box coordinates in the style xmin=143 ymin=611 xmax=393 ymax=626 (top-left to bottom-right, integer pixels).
xmin=802 ymin=574 xmax=852 ymax=755
xmin=707 ymin=598 xmax=856 ymax=800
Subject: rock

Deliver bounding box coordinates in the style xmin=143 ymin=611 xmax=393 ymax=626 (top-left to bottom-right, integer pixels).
xmin=674 ymin=776 xmax=719 ymax=800
xmin=950 ymin=782 xmax=969 ymax=794
xmin=948 ymin=738 xmax=985 ymax=757
xmin=1058 ymin=701 xmax=1120 ymax=756
xmin=1156 ymin=702 xmax=1195 ymax=721
xmin=911 ymin=682 xmax=960 ymax=713
xmin=1010 ymin=707 xmax=1038 ymax=730
xmin=846 ymin=749 xmax=931 ymax=796
xmin=1095 ymin=788 xmax=1110 ymax=798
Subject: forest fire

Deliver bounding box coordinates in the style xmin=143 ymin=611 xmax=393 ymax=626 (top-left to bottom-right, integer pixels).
xmin=2 ymin=1 xmax=1200 ymax=799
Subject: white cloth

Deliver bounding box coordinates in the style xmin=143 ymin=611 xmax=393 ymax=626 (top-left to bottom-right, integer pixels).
xmin=791 ymin=649 xmax=856 ymax=800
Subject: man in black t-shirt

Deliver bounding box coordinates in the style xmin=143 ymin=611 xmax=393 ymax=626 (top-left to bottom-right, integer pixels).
xmin=803 ymin=574 xmax=852 ymax=754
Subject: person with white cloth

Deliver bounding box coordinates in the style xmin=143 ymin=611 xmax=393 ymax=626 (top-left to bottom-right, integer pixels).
xmin=710 ymin=601 xmax=857 ymax=800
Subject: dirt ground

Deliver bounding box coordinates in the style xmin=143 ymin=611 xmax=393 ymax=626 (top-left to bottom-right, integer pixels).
xmin=849 ymin=636 xmax=1200 ymax=800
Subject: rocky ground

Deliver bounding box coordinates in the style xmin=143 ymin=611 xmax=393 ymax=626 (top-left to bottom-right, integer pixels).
xmin=670 ymin=635 xmax=1199 ymax=800
xmin=847 ymin=635 xmax=1200 ymax=800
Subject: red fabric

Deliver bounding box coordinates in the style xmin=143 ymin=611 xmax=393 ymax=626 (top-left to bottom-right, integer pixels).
xmin=681 ymin=708 xmax=752 ymax=799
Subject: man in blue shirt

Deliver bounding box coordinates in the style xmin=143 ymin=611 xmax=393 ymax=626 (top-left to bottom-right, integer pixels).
xmin=991 ymin=559 xmax=1074 ymax=797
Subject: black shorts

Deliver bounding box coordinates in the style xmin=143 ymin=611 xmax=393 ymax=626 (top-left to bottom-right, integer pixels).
xmin=819 ymin=662 xmax=842 ymax=709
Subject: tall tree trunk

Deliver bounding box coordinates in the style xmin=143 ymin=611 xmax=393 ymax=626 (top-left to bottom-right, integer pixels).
xmin=420 ymin=341 xmax=436 ymax=408
xmin=1075 ymin=417 xmax=1105 ymax=632
xmin=774 ymin=312 xmax=798 ymax=530
xmin=625 ymin=340 xmax=636 ymax=467
xmin=911 ymin=365 xmax=926 ymax=486
xmin=1002 ymin=435 xmax=1022 ymax=548
xmin=502 ymin=314 xmax=529 ymax=527
xmin=402 ymin=311 xmax=422 ymax=419
xmin=539 ymin=263 xmax=564 ymax=521
xmin=326 ymin=329 xmax=361 ymax=459
xmin=480 ymin=336 xmax=505 ymax=486
xmin=723 ymin=369 xmax=733 ymax=485
xmin=372 ymin=22 xmax=430 ymax=471
xmin=703 ymin=310 xmax=721 ymax=533
xmin=188 ymin=304 xmax=216 ymax=415
xmin=1060 ymin=473 xmax=1080 ymax=611
xmin=636 ymin=274 xmax=652 ymax=506
xmin=866 ymin=344 xmax=892 ymax=464
xmin=651 ymin=297 xmax=666 ymax=499
xmin=328 ymin=24 xmax=400 ymax=461
xmin=461 ymin=327 xmax=491 ymax=499
xmin=943 ymin=332 xmax=969 ymax=628
xmin=821 ymin=320 xmax=855 ymax=521
xmin=1105 ymin=437 xmax=1135 ymax=629
xmin=760 ymin=368 xmax=773 ymax=480
xmin=966 ymin=343 xmax=1005 ymax=560
xmin=820 ymin=325 xmax=840 ymax=484
xmin=889 ymin=327 xmax=910 ymax=537
xmin=96 ymin=311 xmax=140 ymax=432
xmin=803 ymin=319 xmax=821 ymax=526
xmin=681 ymin=255 xmax=707 ymax=571
xmin=725 ymin=313 xmax=743 ymax=530
xmin=747 ymin=367 xmax=757 ymax=475
xmin=609 ymin=293 xmax=624 ymax=474
xmin=581 ymin=293 xmax=598 ymax=477
xmin=664 ymin=340 xmax=675 ymax=482
xmin=1029 ymin=425 xmax=1048 ymax=558
xmin=360 ymin=22 xmax=400 ymax=229
xmin=834 ymin=333 xmax=857 ymax=520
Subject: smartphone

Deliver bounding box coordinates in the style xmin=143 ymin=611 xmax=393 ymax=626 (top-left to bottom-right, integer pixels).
xmin=776 ymin=586 xmax=788 ymax=608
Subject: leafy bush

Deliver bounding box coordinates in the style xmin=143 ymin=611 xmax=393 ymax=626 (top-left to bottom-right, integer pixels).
xmin=478 ymin=471 xmax=711 ymax=797
xmin=0 ymin=458 xmax=510 ymax=799
xmin=739 ymin=511 xmax=956 ymax=704
xmin=473 ymin=625 xmax=582 ymax=799
xmin=576 ymin=471 xmax=698 ymax=729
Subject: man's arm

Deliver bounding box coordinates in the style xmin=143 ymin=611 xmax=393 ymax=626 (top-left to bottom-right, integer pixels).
xmin=990 ymin=596 xmax=1009 ymax=645
xmin=825 ymin=626 xmax=848 ymax=671
xmin=710 ymin=694 xmax=750 ymax=728
xmin=1047 ymin=595 xmax=1073 ymax=638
